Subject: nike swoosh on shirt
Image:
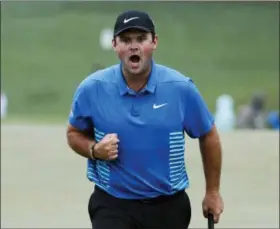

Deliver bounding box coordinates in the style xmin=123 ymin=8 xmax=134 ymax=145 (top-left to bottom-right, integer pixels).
xmin=153 ymin=103 xmax=167 ymax=109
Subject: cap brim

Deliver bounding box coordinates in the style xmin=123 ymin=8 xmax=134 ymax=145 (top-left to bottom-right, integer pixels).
xmin=114 ymin=26 xmax=151 ymax=37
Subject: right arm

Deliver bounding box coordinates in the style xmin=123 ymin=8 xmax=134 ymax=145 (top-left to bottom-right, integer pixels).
xmin=66 ymin=79 xmax=95 ymax=159
xmin=66 ymin=124 xmax=95 ymax=159
xmin=67 ymin=124 xmax=119 ymax=160
xmin=66 ymin=79 xmax=119 ymax=160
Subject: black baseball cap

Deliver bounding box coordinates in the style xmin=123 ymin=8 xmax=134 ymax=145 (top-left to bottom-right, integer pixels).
xmin=113 ymin=10 xmax=155 ymax=37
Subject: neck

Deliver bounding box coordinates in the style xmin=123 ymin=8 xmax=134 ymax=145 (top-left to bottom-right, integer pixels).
xmin=122 ymin=63 xmax=152 ymax=92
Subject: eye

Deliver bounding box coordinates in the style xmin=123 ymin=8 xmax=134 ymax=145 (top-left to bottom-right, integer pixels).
xmin=137 ymin=36 xmax=146 ymax=43
xmin=120 ymin=37 xmax=130 ymax=43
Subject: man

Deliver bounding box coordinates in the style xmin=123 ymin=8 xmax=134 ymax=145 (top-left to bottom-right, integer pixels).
xmin=236 ymin=92 xmax=266 ymax=129
xmin=67 ymin=10 xmax=224 ymax=229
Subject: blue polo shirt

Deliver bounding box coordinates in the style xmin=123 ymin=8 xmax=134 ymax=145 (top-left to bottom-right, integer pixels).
xmin=69 ymin=61 xmax=214 ymax=199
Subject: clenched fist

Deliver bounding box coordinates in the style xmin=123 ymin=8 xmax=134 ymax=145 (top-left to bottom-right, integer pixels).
xmin=94 ymin=133 xmax=120 ymax=160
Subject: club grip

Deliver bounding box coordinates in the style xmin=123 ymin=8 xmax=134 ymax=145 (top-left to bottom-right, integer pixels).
xmin=208 ymin=213 xmax=214 ymax=229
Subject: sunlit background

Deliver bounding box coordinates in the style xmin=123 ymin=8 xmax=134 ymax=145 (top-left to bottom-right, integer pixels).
xmin=1 ymin=1 xmax=279 ymax=228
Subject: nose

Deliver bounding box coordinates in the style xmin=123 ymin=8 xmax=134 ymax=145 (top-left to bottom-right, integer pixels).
xmin=129 ymin=40 xmax=139 ymax=52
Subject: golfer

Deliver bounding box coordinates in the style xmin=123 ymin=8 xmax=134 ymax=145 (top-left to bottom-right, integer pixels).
xmin=67 ymin=10 xmax=224 ymax=229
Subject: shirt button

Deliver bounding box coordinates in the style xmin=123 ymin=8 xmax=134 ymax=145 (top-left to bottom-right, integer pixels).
xmin=131 ymin=104 xmax=140 ymax=116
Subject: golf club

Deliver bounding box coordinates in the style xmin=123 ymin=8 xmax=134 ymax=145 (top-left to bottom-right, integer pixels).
xmin=208 ymin=213 xmax=214 ymax=229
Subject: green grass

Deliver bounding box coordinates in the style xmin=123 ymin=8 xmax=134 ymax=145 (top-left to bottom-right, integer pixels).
xmin=1 ymin=1 xmax=279 ymax=122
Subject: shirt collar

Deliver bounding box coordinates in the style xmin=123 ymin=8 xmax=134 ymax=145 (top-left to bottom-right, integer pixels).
xmin=115 ymin=60 xmax=158 ymax=96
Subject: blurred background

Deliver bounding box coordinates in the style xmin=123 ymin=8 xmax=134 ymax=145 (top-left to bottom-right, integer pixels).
xmin=1 ymin=1 xmax=279 ymax=126
xmin=1 ymin=1 xmax=279 ymax=228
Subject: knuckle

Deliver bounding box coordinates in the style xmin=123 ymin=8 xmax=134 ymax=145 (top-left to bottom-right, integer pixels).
xmin=111 ymin=150 xmax=117 ymax=155
xmin=113 ymin=138 xmax=119 ymax=143
xmin=111 ymin=149 xmax=118 ymax=155
xmin=105 ymin=134 xmax=113 ymax=140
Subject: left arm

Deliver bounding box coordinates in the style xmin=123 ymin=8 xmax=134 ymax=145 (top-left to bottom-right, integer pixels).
xmin=182 ymin=79 xmax=224 ymax=223
xmin=199 ymin=125 xmax=222 ymax=193
xmin=181 ymin=79 xmax=222 ymax=193
xmin=200 ymin=126 xmax=224 ymax=223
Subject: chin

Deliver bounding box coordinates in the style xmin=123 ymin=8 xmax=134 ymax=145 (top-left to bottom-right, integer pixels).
xmin=129 ymin=68 xmax=143 ymax=76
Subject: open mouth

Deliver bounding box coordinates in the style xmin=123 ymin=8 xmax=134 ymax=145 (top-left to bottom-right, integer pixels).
xmin=129 ymin=55 xmax=140 ymax=64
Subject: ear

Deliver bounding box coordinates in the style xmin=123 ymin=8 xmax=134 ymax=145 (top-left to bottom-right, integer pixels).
xmin=152 ymin=34 xmax=158 ymax=50
xmin=112 ymin=38 xmax=117 ymax=52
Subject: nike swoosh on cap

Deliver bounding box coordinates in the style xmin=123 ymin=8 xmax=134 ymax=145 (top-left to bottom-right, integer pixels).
xmin=123 ymin=17 xmax=139 ymax=23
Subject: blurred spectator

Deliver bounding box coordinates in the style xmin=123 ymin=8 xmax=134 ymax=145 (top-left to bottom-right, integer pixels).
xmin=1 ymin=91 xmax=8 ymax=119
xmin=266 ymin=110 xmax=279 ymax=130
xmin=236 ymin=92 xmax=266 ymax=129
xmin=214 ymin=94 xmax=236 ymax=132
xmin=99 ymin=28 xmax=113 ymax=51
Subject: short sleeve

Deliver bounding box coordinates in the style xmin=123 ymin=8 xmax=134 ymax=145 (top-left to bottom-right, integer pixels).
xmin=183 ymin=80 xmax=214 ymax=138
xmin=68 ymin=80 xmax=92 ymax=131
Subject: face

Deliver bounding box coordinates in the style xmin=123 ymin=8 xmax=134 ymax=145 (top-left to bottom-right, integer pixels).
xmin=112 ymin=29 xmax=158 ymax=77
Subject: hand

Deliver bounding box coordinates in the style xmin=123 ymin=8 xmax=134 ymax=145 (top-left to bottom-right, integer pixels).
xmin=202 ymin=191 xmax=224 ymax=224
xmin=94 ymin=133 xmax=119 ymax=161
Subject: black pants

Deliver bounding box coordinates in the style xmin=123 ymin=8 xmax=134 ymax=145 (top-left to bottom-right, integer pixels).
xmin=88 ymin=186 xmax=191 ymax=229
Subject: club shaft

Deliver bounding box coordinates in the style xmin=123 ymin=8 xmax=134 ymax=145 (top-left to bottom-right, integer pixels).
xmin=208 ymin=213 xmax=214 ymax=229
